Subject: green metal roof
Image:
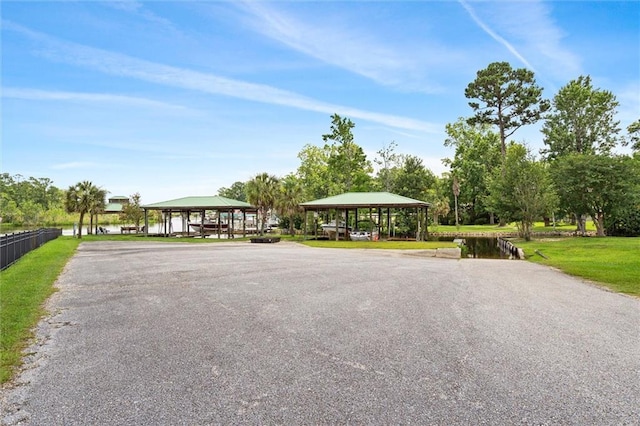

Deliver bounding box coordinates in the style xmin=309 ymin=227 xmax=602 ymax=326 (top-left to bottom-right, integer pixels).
xmin=142 ymin=196 xmax=255 ymax=210
xmin=104 ymin=202 xmax=124 ymax=213
xmin=300 ymin=192 xmax=430 ymax=209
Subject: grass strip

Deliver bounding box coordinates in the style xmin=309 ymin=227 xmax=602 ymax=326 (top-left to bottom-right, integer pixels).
xmin=429 ymin=221 xmax=596 ymax=234
xmin=0 ymin=237 xmax=80 ymax=384
xmin=516 ymin=237 xmax=640 ymax=296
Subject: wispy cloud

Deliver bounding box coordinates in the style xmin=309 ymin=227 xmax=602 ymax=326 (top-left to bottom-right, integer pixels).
xmin=459 ymin=0 xmax=581 ymax=83
xmin=458 ymin=0 xmax=535 ymax=71
xmin=233 ymin=1 xmax=452 ymax=93
xmin=616 ymin=80 xmax=640 ymax=123
xmin=103 ymin=1 xmax=180 ymax=35
xmin=2 ymin=87 xmax=189 ymax=110
xmin=3 ymin=20 xmax=440 ymax=133
xmin=51 ymin=161 xmax=111 ymax=170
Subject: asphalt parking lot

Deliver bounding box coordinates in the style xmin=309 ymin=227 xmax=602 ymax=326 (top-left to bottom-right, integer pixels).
xmin=2 ymin=241 xmax=639 ymax=425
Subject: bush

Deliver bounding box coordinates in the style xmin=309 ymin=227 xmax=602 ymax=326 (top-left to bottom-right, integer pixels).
xmin=606 ymin=202 xmax=640 ymax=236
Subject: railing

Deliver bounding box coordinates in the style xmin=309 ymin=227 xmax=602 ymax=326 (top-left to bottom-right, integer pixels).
xmin=0 ymin=228 xmax=63 ymax=271
xmin=497 ymin=237 xmax=524 ymax=260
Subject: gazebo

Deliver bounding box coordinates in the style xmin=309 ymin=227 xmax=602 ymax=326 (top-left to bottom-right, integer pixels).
xmin=142 ymin=196 xmax=257 ymax=238
xmin=104 ymin=195 xmax=130 ymax=214
xmin=300 ymin=192 xmax=431 ymax=241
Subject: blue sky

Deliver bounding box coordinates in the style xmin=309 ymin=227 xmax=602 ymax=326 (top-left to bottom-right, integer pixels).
xmin=2 ymin=1 xmax=639 ymax=203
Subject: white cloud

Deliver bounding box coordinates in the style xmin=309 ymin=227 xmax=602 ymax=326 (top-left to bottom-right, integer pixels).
xmin=51 ymin=161 xmax=105 ymax=170
xmin=458 ymin=0 xmax=536 ymax=71
xmin=5 ymin=21 xmax=440 ymax=133
xmin=459 ymin=0 xmax=581 ymax=83
xmin=616 ymin=81 xmax=640 ymax=124
xmin=234 ymin=1 xmax=454 ymax=93
xmin=2 ymin=87 xmax=189 ymax=110
xmin=103 ymin=1 xmax=180 ymax=34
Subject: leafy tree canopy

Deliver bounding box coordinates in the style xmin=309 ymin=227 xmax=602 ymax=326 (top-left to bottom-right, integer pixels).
xmin=443 ymin=118 xmax=501 ymax=223
xmin=120 ymin=193 xmax=144 ymax=228
xmin=391 ymin=155 xmax=435 ymax=201
xmin=485 ymin=144 xmax=557 ymax=240
xmin=296 ymin=143 xmax=332 ymax=200
xmin=550 ymin=153 xmax=636 ymax=236
xmin=0 ymin=173 xmax=65 ymax=225
xmin=627 ymin=119 xmax=640 ymax=153
xmin=542 ymin=75 xmax=621 ymax=160
xmin=465 ymin=61 xmax=549 ymax=157
xmin=322 ymin=114 xmax=373 ymax=193
xmin=217 ymin=181 xmax=247 ymax=202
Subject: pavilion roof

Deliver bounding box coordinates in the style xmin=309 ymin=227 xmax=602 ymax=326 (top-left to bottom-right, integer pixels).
xmin=104 ymin=202 xmax=124 ymax=213
xmin=300 ymin=192 xmax=430 ymax=210
xmin=142 ymin=196 xmax=255 ymax=210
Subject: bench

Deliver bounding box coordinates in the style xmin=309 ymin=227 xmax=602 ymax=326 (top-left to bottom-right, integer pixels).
xmin=121 ymin=226 xmax=141 ymax=234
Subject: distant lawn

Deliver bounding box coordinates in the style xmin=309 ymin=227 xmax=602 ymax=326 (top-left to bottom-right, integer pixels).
xmin=0 ymin=237 xmax=80 ymax=384
xmin=301 ymin=240 xmax=457 ymax=249
xmin=429 ymin=221 xmax=595 ymax=234
xmin=516 ymin=237 xmax=640 ymax=296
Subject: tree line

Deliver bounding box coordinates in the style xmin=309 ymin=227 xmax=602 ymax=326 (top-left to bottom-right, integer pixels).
xmin=1 ymin=175 xmax=145 ymax=239
xmin=4 ymin=61 xmax=639 ymax=239
xmin=221 ymin=62 xmax=640 ymax=239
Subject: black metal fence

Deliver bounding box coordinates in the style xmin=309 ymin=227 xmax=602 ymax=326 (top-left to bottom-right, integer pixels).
xmin=0 ymin=228 xmax=63 ymax=271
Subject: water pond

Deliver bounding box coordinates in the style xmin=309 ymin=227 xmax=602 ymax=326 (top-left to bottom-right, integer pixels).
xmin=429 ymin=236 xmax=509 ymax=259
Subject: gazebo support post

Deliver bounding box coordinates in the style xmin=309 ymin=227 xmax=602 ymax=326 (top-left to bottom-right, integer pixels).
xmin=217 ymin=210 xmax=221 ymax=239
xmin=387 ymin=208 xmax=391 ymax=240
xmin=345 ymin=209 xmax=349 ymax=241
xmin=425 ymin=206 xmax=429 ymax=240
xmin=302 ymin=209 xmax=307 ymax=240
xmin=243 ymin=210 xmax=247 ymax=238
xmin=369 ymin=207 xmax=374 ymax=241
xmin=230 ymin=209 xmax=234 ymax=239
xmin=354 ymin=208 xmax=359 ymax=232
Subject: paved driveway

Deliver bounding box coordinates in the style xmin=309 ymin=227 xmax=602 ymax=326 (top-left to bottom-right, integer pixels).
xmin=2 ymin=241 xmax=639 ymax=425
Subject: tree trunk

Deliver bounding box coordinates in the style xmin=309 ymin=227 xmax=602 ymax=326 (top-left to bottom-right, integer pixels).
xmin=543 ymin=216 xmax=550 ymax=227
xmin=78 ymin=212 xmax=85 ymax=239
xmin=596 ymin=211 xmax=606 ymax=237
xmin=575 ymin=214 xmax=586 ymax=236
xmin=523 ymin=221 xmax=532 ymax=241
xmin=454 ymin=195 xmax=459 ymax=230
xmin=260 ymin=210 xmax=266 ymax=236
xmin=489 ymin=212 xmax=495 ymax=225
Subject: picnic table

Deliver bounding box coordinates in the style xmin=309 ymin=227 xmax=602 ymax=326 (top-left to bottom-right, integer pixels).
xmin=120 ymin=226 xmax=141 ymax=234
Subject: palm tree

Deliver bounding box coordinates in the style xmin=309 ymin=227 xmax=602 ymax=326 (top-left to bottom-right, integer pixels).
xmin=65 ymin=181 xmax=101 ymax=239
xmin=88 ymin=187 xmax=107 ymax=234
xmin=246 ymin=172 xmax=280 ymax=235
xmin=275 ymin=175 xmax=304 ymax=235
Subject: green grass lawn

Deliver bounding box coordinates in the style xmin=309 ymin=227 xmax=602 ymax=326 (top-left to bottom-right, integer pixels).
xmin=516 ymin=237 xmax=640 ymax=296
xmin=429 ymin=221 xmax=596 ymax=234
xmin=0 ymin=237 xmax=80 ymax=383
